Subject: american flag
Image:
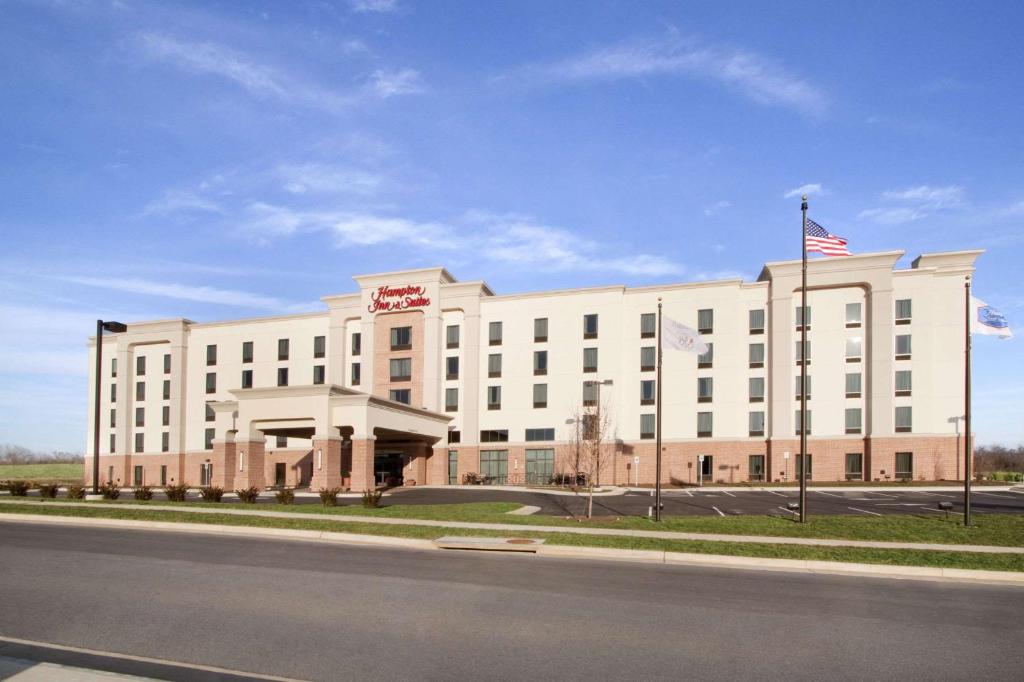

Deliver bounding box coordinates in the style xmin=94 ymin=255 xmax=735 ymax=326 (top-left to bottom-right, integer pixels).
xmin=805 ymin=218 xmax=850 ymax=256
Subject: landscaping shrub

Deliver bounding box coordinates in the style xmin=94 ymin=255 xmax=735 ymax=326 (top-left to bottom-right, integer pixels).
xmin=199 ymin=486 xmax=224 ymax=502
xmin=164 ymin=483 xmax=189 ymax=502
xmin=100 ymin=480 xmax=120 ymax=500
xmin=235 ymin=487 xmax=260 ymax=503
xmin=275 ymin=488 xmax=295 ymax=505
xmin=4 ymin=480 xmax=31 ymax=496
xmin=361 ymin=488 xmax=383 ymax=509
xmin=66 ymin=484 xmax=85 ymax=500
xmin=318 ymin=487 xmax=343 ymax=506
xmin=132 ymin=485 xmax=154 ymax=501
xmin=38 ymin=483 xmax=60 ymax=498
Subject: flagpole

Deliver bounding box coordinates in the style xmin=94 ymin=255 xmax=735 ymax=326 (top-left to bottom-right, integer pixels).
xmin=655 ymin=297 xmax=663 ymax=522
xmin=799 ymin=195 xmax=808 ymax=523
xmin=964 ymin=275 xmax=972 ymax=526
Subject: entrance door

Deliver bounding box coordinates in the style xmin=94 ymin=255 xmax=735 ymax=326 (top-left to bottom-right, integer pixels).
xmin=700 ymin=455 xmax=713 ymax=481
xmin=374 ymin=453 xmax=403 ymax=486
xmin=275 ymin=462 xmax=286 ymax=487
xmin=448 ymin=450 xmax=458 ymax=485
xmin=525 ymin=449 xmax=554 ymax=485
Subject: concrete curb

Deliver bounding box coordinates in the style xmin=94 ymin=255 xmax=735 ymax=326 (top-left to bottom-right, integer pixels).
xmin=2 ymin=512 xmax=1022 ymax=587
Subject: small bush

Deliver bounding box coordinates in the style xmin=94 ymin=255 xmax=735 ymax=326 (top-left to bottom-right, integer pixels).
xmin=100 ymin=480 xmax=121 ymax=500
xmin=235 ymin=486 xmax=260 ymax=503
xmin=361 ymin=488 xmax=383 ymax=508
xmin=133 ymin=485 xmax=154 ymax=501
xmin=199 ymin=486 xmax=224 ymax=502
xmin=275 ymin=488 xmax=295 ymax=505
xmin=38 ymin=483 xmax=60 ymax=499
xmin=164 ymin=483 xmax=189 ymax=502
xmin=66 ymin=484 xmax=85 ymax=500
xmin=318 ymin=487 xmax=343 ymax=506
xmin=4 ymin=480 xmax=32 ymax=496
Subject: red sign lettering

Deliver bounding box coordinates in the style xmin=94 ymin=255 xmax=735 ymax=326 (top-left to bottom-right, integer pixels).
xmin=368 ymin=285 xmax=431 ymax=313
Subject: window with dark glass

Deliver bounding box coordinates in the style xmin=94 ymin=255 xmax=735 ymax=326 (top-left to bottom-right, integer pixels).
xmin=161 ymin=433 xmax=170 ymax=453
xmin=136 ymin=381 xmax=145 ymax=401
xmin=640 ymin=414 xmax=655 ymax=439
xmin=390 ymin=358 xmax=412 ymax=382
xmin=110 ymin=383 xmax=116 ymax=402
xmin=846 ymin=372 xmax=862 ymax=398
xmin=845 ymin=408 xmax=862 ymax=434
xmin=162 ymin=380 xmax=170 ymax=400
xmin=352 ymin=332 xmax=362 ymax=356
xmin=479 ymin=430 xmax=508 ymax=443
xmin=895 ymin=406 xmax=912 ymax=432
xmin=697 ymin=343 xmax=713 ymax=368
xmin=390 ymin=326 xmax=412 ymax=350
xmin=135 ymin=407 xmax=144 ymax=427
xmin=162 ymin=405 xmax=169 ymax=426
xmin=276 ymin=435 xmax=287 ymax=448
xmin=845 ymin=453 xmax=863 ymax=481
xmin=488 ymin=353 xmax=502 ymax=378
xmin=446 ymin=325 xmax=459 ymax=349
xmin=583 ymin=347 xmax=598 ymax=373
xmin=163 ymin=353 xmax=171 ymax=373
xmin=582 ymin=381 xmax=597 ymax=407
xmin=111 ymin=357 xmax=117 ymax=377
xmin=534 ymin=317 xmax=548 ymax=342
xmin=445 ymin=388 xmax=458 ymax=412
xmin=313 ymin=365 xmax=325 ymax=385
xmin=241 ymin=369 xmax=253 ymax=389
xmin=487 ymin=385 xmax=501 ymax=410
xmin=534 ymin=350 xmax=547 ymax=376
xmin=641 ymin=346 xmax=655 ymax=371
xmin=136 ymin=355 xmax=145 ymax=376
xmin=583 ymin=314 xmax=598 ymax=339
xmin=749 ymin=377 xmax=764 ymax=403
xmin=489 ymin=321 xmax=502 ymax=346
xmin=697 ymin=309 xmax=713 ymax=334
xmin=533 ymin=383 xmax=547 ymax=408
xmin=206 ymin=344 xmax=217 ymax=366
xmin=110 ymin=409 xmax=116 ymax=428
xmin=895 ymin=370 xmax=912 ymax=396
xmin=277 ymin=368 xmax=288 ymax=387
xmin=242 ymin=341 xmax=254 ymax=363
xmin=749 ymin=343 xmax=764 ymax=368
xmin=389 ymin=389 xmax=411 ymax=404
xmin=110 ymin=433 xmax=115 ymax=453
xmin=749 ymin=454 xmax=765 ymax=481
xmin=205 ymin=404 xmax=215 ymax=422
xmin=895 ymin=334 xmax=912 ymax=360
xmin=448 ymin=430 xmax=461 ymax=444
xmin=525 ymin=428 xmax=555 ymax=441
xmin=749 ymin=309 xmax=765 ymax=334
xmin=640 ymin=313 xmax=656 ymax=338
xmin=135 ymin=433 xmax=144 ymax=453
xmin=895 ymin=299 xmax=912 ymax=324
xmin=697 ymin=411 xmax=713 ymax=438
xmin=204 ymin=429 xmax=214 ymax=450
xmin=278 ymin=338 xmax=289 ymax=361
xmin=749 ymin=411 xmax=765 ymax=437
xmin=641 ymin=380 xmax=655 ymax=405
xmin=698 ymin=377 xmax=713 ymax=403
xmin=796 ymin=454 xmax=812 ymax=481
xmin=351 ymin=362 xmax=361 ymax=386
xmin=313 ymin=335 xmax=326 ymax=358
xmin=896 ymin=452 xmax=913 ymax=480
xmin=446 ymin=356 xmax=459 ymax=380
xmin=205 ymin=373 xmax=216 ymax=394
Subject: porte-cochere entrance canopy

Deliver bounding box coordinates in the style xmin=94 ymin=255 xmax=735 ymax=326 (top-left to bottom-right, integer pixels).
xmin=207 ymin=384 xmax=451 ymax=490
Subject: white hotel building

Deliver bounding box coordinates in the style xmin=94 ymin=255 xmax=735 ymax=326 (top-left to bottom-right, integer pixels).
xmin=86 ymin=249 xmax=979 ymax=491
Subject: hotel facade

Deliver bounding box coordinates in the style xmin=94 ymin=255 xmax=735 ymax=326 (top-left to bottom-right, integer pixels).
xmin=85 ymin=249 xmax=979 ymax=491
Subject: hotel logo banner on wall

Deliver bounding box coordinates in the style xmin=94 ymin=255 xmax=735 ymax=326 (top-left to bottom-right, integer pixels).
xmin=368 ymin=285 xmax=431 ymax=313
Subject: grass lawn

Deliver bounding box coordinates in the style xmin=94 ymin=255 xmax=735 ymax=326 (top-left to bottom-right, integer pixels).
xmin=0 ymin=463 xmax=82 ymax=483
xmin=0 ymin=501 xmax=1020 ymax=573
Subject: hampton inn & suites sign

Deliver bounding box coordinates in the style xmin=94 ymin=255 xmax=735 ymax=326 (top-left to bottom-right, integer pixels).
xmin=368 ymin=285 xmax=431 ymax=313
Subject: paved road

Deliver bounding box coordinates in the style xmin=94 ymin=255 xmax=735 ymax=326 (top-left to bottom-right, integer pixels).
xmin=1 ymin=522 xmax=1022 ymax=681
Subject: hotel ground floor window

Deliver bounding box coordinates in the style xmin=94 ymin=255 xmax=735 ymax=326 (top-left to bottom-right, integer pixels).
xmin=200 ymin=462 xmax=212 ymax=487
xmin=160 ymin=465 xmax=167 ymax=486
xmin=133 ymin=465 xmax=143 ymax=486
xmin=748 ymin=455 xmax=765 ymax=482
xmin=796 ymin=454 xmax=812 ymax=481
xmin=526 ymin=448 xmax=554 ymax=485
xmin=699 ymin=455 xmax=713 ymax=481
xmin=448 ymin=450 xmax=458 ymax=485
xmin=107 ymin=465 xmax=114 ymax=484
xmin=896 ymin=452 xmax=913 ymax=481
xmin=845 ymin=453 xmax=864 ymax=481
xmin=479 ymin=449 xmax=508 ymax=484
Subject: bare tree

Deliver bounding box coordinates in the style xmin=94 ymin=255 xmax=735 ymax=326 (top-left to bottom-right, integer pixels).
xmin=580 ymin=398 xmax=614 ymax=519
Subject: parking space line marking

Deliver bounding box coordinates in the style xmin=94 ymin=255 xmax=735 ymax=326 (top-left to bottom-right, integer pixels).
xmin=711 ymin=506 xmax=725 ymax=517
xmin=864 ymin=492 xmax=896 ymax=498
xmin=921 ymin=507 xmax=963 ymax=515
xmin=815 ymin=491 xmax=844 ymax=498
xmin=766 ymin=490 xmax=788 ymax=497
xmin=848 ymin=506 xmax=883 ymax=516
xmin=916 ymin=492 xmax=955 ymax=498
xmin=777 ymin=506 xmax=798 ymax=515
xmin=721 ymin=491 xmax=735 ymax=497
xmin=974 ymin=492 xmax=1016 ymax=498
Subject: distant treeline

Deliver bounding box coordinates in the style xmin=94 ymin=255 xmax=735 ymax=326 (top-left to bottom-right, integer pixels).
xmin=0 ymin=444 xmax=84 ymax=465
xmin=975 ymin=445 xmax=1024 ymax=473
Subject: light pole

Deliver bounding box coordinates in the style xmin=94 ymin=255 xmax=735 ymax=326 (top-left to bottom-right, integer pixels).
xmin=583 ymin=379 xmax=613 ymax=485
xmin=92 ymin=319 xmax=126 ymax=496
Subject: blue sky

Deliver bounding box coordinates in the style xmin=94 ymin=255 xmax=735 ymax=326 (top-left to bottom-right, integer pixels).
xmin=1 ymin=0 xmax=1021 ymax=451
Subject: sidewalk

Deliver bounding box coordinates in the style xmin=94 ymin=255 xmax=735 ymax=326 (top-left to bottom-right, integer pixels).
xmin=1 ymin=499 xmax=1020 ymax=554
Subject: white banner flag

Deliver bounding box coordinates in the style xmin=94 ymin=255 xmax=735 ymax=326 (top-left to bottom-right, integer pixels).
xmin=662 ymin=316 xmax=709 ymax=354
xmin=971 ymin=297 xmax=1012 ymax=338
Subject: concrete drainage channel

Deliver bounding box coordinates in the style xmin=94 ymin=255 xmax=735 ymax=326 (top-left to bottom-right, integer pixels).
xmin=434 ymin=536 xmax=546 ymax=553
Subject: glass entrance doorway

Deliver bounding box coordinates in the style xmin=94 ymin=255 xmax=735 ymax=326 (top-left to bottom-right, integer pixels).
xmin=375 ymin=453 xmax=404 ymax=486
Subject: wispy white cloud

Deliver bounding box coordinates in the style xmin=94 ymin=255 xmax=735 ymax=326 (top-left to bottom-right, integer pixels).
xmin=859 ymin=184 xmax=966 ymax=225
xmin=141 ymin=189 xmax=224 ymax=216
xmin=350 ymin=0 xmax=399 ymax=12
xmin=518 ymin=34 xmax=826 ymax=115
xmin=370 ymin=69 xmax=425 ymax=96
xmin=703 ymin=200 xmax=730 ymax=217
xmin=783 ymin=183 xmax=825 ymax=199
xmin=54 ymin=275 xmax=315 ymax=312
xmin=278 ymin=163 xmax=383 ymax=195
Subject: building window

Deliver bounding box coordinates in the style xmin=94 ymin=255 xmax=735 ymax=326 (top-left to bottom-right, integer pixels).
xmin=640 ymin=313 xmax=656 ymax=338
xmin=749 ymin=309 xmax=765 ymax=335
xmin=389 ymin=389 xmax=411 ymax=405
xmin=313 ymin=336 xmax=326 ymax=359
xmin=697 ymin=412 xmax=713 ymax=438
xmin=479 ymin=450 xmax=509 ymax=485
xmin=110 ymin=384 xmax=116 ymax=402
xmin=640 ymin=414 xmax=655 ymax=439
xmin=845 ymin=453 xmax=863 ymax=481
xmin=163 ymin=353 xmax=171 ymax=373
xmin=487 ymin=386 xmax=501 ymax=410
xmin=161 ymin=405 xmax=170 ymax=426
xmin=445 ymin=388 xmax=458 ymax=412
xmin=160 ymin=464 xmax=167 ymax=484
xmin=134 ymin=433 xmax=144 ymax=453
xmin=205 ymin=373 xmax=216 ymax=394
xmin=531 ymin=383 xmax=548 ymax=408
xmin=697 ymin=343 xmax=713 ymax=368
xmin=136 ymin=355 xmax=145 ymax=376
xmin=446 ymin=325 xmax=459 ymax=349
xmin=895 ymin=406 xmax=912 ymax=432
xmin=641 ymin=346 xmax=655 ymax=372
xmin=697 ymin=309 xmax=713 ymax=335
xmin=697 ymin=377 xmax=713 ymax=403
xmin=699 ymin=456 xmax=713 ymax=480
xmin=206 ymin=344 xmax=217 ymax=366
xmin=583 ymin=348 xmax=598 ymax=373
xmin=846 ymin=372 xmax=862 ymax=398
xmin=895 ymin=299 xmax=912 ymax=324
xmin=845 ymin=408 xmax=862 ymax=434
xmin=895 ymin=370 xmax=912 ymax=396
xmin=846 ymin=303 xmax=862 ymax=328
xmin=389 ymin=358 xmax=412 ymax=382
xmin=277 ymin=367 xmax=289 ymax=387
xmin=749 ymin=377 xmax=765 ymax=403
xmin=276 ymin=435 xmax=288 ymax=448
xmin=795 ymin=375 xmax=811 ymax=401
xmin=749 ymin=454 xmax=765 ymax=482
xmin=749 ymin=411 xmax=765 ymax=437
xmin=135 ymin=407 xmax=144 ymax=427
xmin=446 ymin=356 xmax=459 ymax=380
xmin=136 ymin=381 xmax=145 ymax=401
xmin=582 ymin=381 xmax=597 ymax=407
xmin=583 ymin=314 xmax=599 ymax=339
xmin=480 ymin=429 xmax=508 ymax=443
xmin=110 ymin=409 xmax=116 ymax=428
xmin=846 ymin=337 xmax=862 ymax=363
xmin=795 ymin=410 xmax=811 ymax=435
xmin=242 ymin=341 xmax=254 ymax=363
xmin=525 ymin=448 xmax=555 ymax=484
xmin=895 ymin=452 xmax=913 ymax=480
xmin=352 ymin=332 xmax=362 ymax=356
xmin=895 ymin=334 xmax=912 ymax=360
xmin=450 ymin=430 xmax=461 ymax=444
xmin=796 ymin=454 xmax=812 ymax=481
xmin=205 ymin=404 xmax=215 ymax=422
xmin=241 ymin=369 xmax=253 ymax=389
xmin=313 ymin=365 xmax=325 ymax=385
xmin=351 ymin=363 xmax=361 ymax=386
xmin=534 ymin=317 xmax=548 ymax=342
xmin=640 ymin=380 xmax=655 ymax=405
xmin=489 ymin=321 xmax=502 ymax=346
xmin=161 ymin=433 xmax=169 ymax=454
xmin=447 ymin=450 xmax=458 ymax=484
xmin=278 ymin=338 xmax=289 ymax=361
xmin=390 ymin=326 xmax=412 ymax=350
xmin=749 ymin=343 xmax=764 ymax=368
xmin=795 ymin=305 xmax=811 ymax=331
xmin=488 ymin=353 xmax=502 ymax=378
xmin=162 ymin=380 xmax=170 ymax=401
xmin=109 ymin=433 xmax=115 ymax=453
xmin=525 ymin=428 xmax=555 ymax=442
xmin=534 ymin=350 xmax=548 ymax=376
xmin=796 ymin=339 xmax=811 ymax=365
